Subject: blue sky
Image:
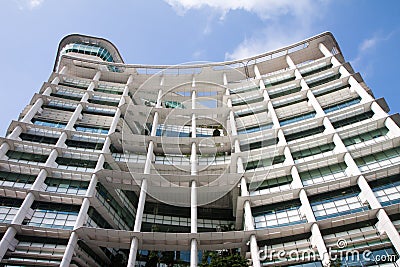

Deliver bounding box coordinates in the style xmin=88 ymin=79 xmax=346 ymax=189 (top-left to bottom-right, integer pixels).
xmin=0 ymin=0 xmax=399 ymax=135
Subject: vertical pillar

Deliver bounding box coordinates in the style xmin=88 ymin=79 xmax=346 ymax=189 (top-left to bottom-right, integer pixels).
xmin=20 ymin=98 xmax=44 ymax=123
xmin=190 ymin=86 xmax=199 ymax=267
xmin=65 ymin=104 xmax=83 ymax=130
xmin=7 ymin=126 xmax=23 ymax=140
xmin=0 ymin=227 xmax=17 ymax=260
xmin=60 ymin=232 xmax=79 ymax=267
xmin=190 ymin=180 xmax=198 ymax=267
xmin=59 ymin=65 xmax=68 ymax=75
xmin=128 ymin=138 xmax=154 ymax=266
xmin=254 ymin=65 xmax=261 ymax=79
xmin=127 ymin=178 xmax=148 ymax=267
xmin=60 ymin=154 xmax=105 ymax=267
xmin=190 ymin=238 xmax=198 ymax=267
xmin=0 ymin=167 xmax=47 ymax=261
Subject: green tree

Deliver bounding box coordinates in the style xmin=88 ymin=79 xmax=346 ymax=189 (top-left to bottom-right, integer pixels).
xmin=144 ymin=251 xmax=160 ymax=267
xmin=199 ymin=250 xmax=249 ymax=267
xmin=330 ymin=257 xmax=342 ymax=267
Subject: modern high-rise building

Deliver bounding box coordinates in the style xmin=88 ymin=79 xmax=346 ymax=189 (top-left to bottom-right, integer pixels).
xmin=0 ymin=32 xmax=399 ymax=267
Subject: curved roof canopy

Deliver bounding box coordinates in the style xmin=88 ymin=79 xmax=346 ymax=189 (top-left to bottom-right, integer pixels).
xmin=54 ymin=34 xmax=124 ymax=72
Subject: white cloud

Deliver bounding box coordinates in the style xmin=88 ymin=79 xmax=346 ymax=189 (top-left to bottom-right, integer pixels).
xmin=351 ymin=31 xmax=397 ymax=78
xmin=165 ymin=0 xmax=331 ymax=60
xmin=165 ymin=0 xmax=314 ymax=21
xmin=192 ymin=49 xmax=205 ymax=60
xmin=225 ymin=27 xmax=308 ymax=60
xmin=360 ymin=38 xmax=378 ymax=52
xmin=28 ymin=0 xmax=44 ymax=9
xmin=15 ymin=0 xmax=44 ymax=10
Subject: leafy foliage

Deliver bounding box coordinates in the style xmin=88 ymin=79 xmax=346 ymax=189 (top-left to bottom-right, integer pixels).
xmin=199 ymin=250 xmax=249 ymax=267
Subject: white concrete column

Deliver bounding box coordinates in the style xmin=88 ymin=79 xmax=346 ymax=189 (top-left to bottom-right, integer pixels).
xmin=286 ymin=55 xmax=302 ymax=80
xmin=93 ymin=71 xmax=101 ymax=81
xmin=348 ymin=76 xmax=374 ymax=102
xmin=240 ymin=177 xmax=248 ymax=196
xmin=21 ymin=98 xmax=44 ymax=123
xmin=127 ymin=75 xmax=134 ymax=86
xmin=102 ymin=137 xmax=112 ymax=154
xmin=357 ymin=176 xmax=382 ymax=209
xmin=51 ymin=76 xmax=60 ymax=85
xmin=127 ymin=237 xmax=139 ymax=267
xmin=243 ymin=201 xmax=254 ymax=231
xmin=290 ymin=166 xmax=303 ymax=189
xmin=86 ymin=174 xmax=100 ymax=198
xmin=60 ymin=155 xmax=104 ymax=267
xmin=190 ymin=84 xmax=198 ymax=266
xmin=284 ymin=146 xmax=295 ymax=165
xmin=385 ymin=117 xmax=400 ymax=137
xmin=65 ymin=104 xmax=83 ymax=130
xmin=7 ymin=126 xmax=23 ymax=140
xmin=322 ymin=117 xmax=336 ymax=134
xmin=127 ymin=178 xmax=148 ymax=266
xmin=191 ymin=142 xmax=197 ymax=175
xmin=249 ymin=235 xmax=261 ymax=267
xmin=319 ymin=43 xmax=341 ymax=66
xmin=223 ymin=73 xmax=228 ymax=86
xmin=267 ymin=101 xmax=280 ymax=127
xmin=144 ymin=141 xmax=154 ymax=173
xmin=60 ymin=232 xmax=79 ymax=267
xmin=191 ymin=180 xmax=197 ymax=233
xmin=371 ymin=101 xmax=389 ymax=119
xmin=343 ymin=153 xmax=361 ymax=177
xmin=332 ymin=133 xmax=347 ymax=154
xmin=229 ymin=110 xmax=238 ymax=136
xmin=299 ymin=189 xmax=316 ymax=222
xmin=0 ymin=227 xmax=17 ymax=260
xmin=0 ymin=143 xmax=10 ymax=160
xmin=55 ymin=132 xmax=68 ymax=148
xmin=0 ymin=167 xmax=48 ymax=261
xmin=128 ymin=140 xmax=153 ymax=265
xmin=192 ymin=90 xmax=196 ymax=110
xmin=259 ymin=80 xmax=266 ymax=91
xmin=311 ymin=224 xmax=330 ymax=266
xmin=81 ymin=92 xmax=90 ymax=103
xmin=261 ymin=88 xmax=269 ymax=103
xmin=0 ymin=192 xmax=35 ymax=260
xmin=44 ymin=149 xmax=59 ymax=168
xmin=190 ymin=238 xmax=198 ymax=267
xmin=11 ymin=192 xmax=35 ymax=225
xmin=150 ymin=112 xmax=159 ymax=137
xmin=277 ymin=129 xmax=286 ymax=146
xmin=59 ymin=65 xmax=68 ymax=75
xmin=74 ymin=198 xmax=91 ymax=230
xmin=87 ymin=82 xmax=95 ymax=92
xmin=286 ymin=55 xmax=296 ymax=69
xmin=338 ymin=65 xmax=350 ymax=77
xmin=299 ymin=189 xmax=330 ymax=266
xmin=31 ymin=169 xmax=48 ymax=191
xmin=43 ymin=86 xmax=53 ymax=96
xmin=254 ymin=65 xmax=261 ymax=79
xmin=300 ymin=79 xmax=309 ymax=92
xmin=307 ymin=90 xmax=325 ymax=117
xmin=109 ymin=108 xmax=121 ymax=134
xmin=156 ymin=89 xmax=163 ymax=108
xmin=376 ymin=209 xmax=400 ymax=256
